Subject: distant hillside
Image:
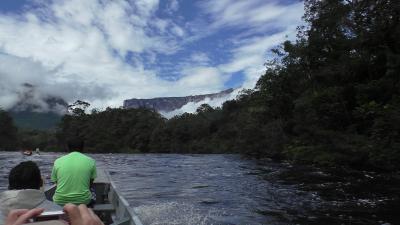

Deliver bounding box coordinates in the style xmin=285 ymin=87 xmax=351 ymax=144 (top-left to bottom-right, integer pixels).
xmin=7 ymin=86 xmax=235 ymax=129
xmin=123 ymin=88 xmax=234 ymax=112
xmin=10 ymin=111 xmax=62 ymax=130
xmin=7 ymin=83 xmax=68 ymax=130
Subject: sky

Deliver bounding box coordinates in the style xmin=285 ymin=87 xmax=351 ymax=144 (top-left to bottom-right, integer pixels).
xmin=0 ymin=0 xmax=304 ymax=114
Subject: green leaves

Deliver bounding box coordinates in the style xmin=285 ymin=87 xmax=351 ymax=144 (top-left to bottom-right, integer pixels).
xmin=0 ymin=109 xmax=18 ymax=150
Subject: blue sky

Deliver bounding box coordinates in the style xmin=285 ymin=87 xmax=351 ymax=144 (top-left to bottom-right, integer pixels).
xmin=0 ymin=0 xmax=304 ymax=111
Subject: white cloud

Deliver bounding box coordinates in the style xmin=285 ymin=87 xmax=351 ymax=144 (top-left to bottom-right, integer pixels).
xmin=161 ymin=88 xmax=241 ymax=119
xmin=171 ymin=24 xmax=185 ymax=37
xmin=134 ymin=0 xmax=160 ymax=17
xmin=166 ymin=0 xmax=179 ymax=14
xmin=0 ymin=0 xmax=304 ymax=114
xmin=0 ymin=53 xmax=110 ymax=113
xmin=177 ymin=67 xmax=224 ymax=94
xmin=220 ymin=30 xmax=297 ymax=88
xmin=198 ymin=0 xmax=305 ymax=89
xmin=199 ymin=0 xmax=303 ymax=31
xmin=190 ymin=52 xmax=210 ymax=64
xmin=0 ymin=0 xmax=188 ymax=111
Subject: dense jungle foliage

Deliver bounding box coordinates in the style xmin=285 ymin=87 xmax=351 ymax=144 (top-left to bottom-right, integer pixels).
xmin=1 ymin=0 xmax=399 ymax=171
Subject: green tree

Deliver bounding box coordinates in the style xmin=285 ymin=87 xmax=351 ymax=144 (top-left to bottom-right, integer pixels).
xmin=0 ymin=109 xmax=18 ymax=150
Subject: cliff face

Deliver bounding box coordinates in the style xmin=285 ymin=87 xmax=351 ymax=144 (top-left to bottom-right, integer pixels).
xmin=123 ymin=88 xmax=234 ymax=112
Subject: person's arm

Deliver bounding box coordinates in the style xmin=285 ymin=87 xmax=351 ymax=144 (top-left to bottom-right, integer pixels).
xmin=5 ymin=205 xmax=104 ymax=225
xmin=64 ymin=204 xmax=104 ymax=225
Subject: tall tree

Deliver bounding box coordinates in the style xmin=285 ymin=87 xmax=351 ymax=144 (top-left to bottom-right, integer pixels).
xmin=0 ymin=109 xmax=18 ymax=150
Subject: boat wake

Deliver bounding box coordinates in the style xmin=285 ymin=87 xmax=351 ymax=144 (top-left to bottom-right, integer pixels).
xmin=134 ymin=202 xmax=226 ymax=225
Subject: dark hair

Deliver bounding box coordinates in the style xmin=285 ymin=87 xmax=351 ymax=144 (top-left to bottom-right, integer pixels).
xmin=8 ymin=161 xmax=42 ymax=190
xmin=67 ymin=137 xmax=84 ymax=152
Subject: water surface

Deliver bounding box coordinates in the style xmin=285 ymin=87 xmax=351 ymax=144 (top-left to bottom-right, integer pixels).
xmin=0 ymin=152 xmax=398 ymax=225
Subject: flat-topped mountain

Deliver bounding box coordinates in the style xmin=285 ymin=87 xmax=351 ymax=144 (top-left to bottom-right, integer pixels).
xmin=123 ymin=88 xmax=234 ymax=112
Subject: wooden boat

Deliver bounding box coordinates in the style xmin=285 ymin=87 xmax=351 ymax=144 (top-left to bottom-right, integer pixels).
xmin=45 ymin=168 xmax=143 ymax=225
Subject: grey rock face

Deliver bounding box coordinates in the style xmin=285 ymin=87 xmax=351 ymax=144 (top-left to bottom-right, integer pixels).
xmin=123 ymin=88 xmax=234 ymax=112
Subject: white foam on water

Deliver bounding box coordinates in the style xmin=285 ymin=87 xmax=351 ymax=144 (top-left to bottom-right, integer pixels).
xmin=134 ymin=202 xmax=221 ymax=225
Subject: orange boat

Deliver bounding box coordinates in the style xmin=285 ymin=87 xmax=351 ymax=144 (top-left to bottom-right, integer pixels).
xmin=22 ymin=150 xmax=32 ymax=156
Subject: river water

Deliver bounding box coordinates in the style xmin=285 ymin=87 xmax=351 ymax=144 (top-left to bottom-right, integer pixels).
xmin=0 ymin=152 xmax=399 ymax=225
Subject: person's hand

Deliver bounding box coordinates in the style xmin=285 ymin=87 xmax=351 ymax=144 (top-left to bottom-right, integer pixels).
xmin=5 ymin=208 xmax=44 ymax=225
xmin=63 ymin=204 xmax=104 ymax=225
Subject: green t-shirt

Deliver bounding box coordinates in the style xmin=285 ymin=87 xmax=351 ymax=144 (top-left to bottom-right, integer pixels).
xmin=51 ymin=152 xmax=97 ymax=205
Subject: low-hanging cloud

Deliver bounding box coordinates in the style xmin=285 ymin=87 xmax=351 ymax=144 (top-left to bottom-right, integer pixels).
xmin=161 ymin=88 xmax=242 ymax=119
xmin=0 ymin=0 xmax=303 ymax=114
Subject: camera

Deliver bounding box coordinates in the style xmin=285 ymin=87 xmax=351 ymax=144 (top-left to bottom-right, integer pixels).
xmin=34 ymin=210 xmax=68 ymax=222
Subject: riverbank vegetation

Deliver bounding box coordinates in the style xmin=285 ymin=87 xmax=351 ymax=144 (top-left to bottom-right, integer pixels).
xmin=0 ymin=0 xmax=399 ymax=171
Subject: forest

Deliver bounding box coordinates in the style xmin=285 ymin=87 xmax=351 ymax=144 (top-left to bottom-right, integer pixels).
xmin=0 ymin=0 xmax=399 ymax=171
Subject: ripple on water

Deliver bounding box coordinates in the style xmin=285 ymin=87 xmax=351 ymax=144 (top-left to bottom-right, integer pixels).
xmin=0 ymin=152 xmax=399 ymax=225
xmin=133 ymin=201 xmax=246 ymax=225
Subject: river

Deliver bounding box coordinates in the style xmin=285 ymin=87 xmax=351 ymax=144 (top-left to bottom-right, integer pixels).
xmin=0 ymin=152 xmax=399 ymax=225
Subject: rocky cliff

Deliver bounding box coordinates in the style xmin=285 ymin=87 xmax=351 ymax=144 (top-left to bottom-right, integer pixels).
xmin=123 ymin=88 xmax=234 ymax=112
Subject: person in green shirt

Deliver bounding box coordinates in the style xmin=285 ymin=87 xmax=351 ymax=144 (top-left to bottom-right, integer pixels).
xmin=51 ymin=138 xmax=97 ymax=206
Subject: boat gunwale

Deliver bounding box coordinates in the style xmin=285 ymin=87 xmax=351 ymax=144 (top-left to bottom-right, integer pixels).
xmin=45 ymin=168 xmax=144 ymax=225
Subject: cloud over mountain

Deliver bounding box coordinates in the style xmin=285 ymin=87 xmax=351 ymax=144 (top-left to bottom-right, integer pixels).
xmin=0 ymin=0 xmax=303 ymax=112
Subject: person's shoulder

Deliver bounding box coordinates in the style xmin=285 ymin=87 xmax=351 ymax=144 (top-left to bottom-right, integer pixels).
xmin=82 ymin=153 xmax=92 ymax=158
xmin=87 ymin=155 xmax=96 ymax=168
xmin=88 ymin=155 xmax=96 ymax=165
xmin=54 ymin=154 xmax=69 ymax=164
xmin=0 ymin=190 xmax=18 ymax=202
xmin=57 ymin=153 xmax=72 ymax=160
xmin=80 ymin=153 xmax=96 ymax=163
